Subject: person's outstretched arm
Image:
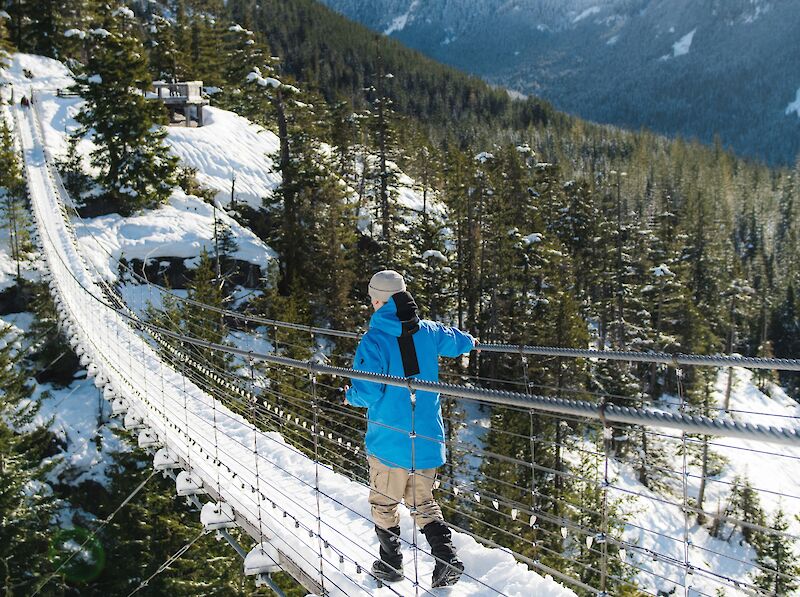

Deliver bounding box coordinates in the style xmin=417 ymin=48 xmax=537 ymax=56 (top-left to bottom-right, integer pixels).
xmin=434 ymin=323 xmax=476 ymax=358
xmin=345 ymin=335 xmax=387 ymax=407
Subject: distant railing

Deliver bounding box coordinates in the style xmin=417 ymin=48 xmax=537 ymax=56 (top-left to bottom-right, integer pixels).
xmin=152 ymin=81 xmax=204 ymax=101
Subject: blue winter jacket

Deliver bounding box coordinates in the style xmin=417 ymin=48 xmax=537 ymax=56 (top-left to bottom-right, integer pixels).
xmin=345 ymin=292 xmax=475 ymax=470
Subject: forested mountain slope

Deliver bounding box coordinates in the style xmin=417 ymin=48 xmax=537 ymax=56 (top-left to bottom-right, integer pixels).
xmin=320 ymin=0 xmax=800 ymax=165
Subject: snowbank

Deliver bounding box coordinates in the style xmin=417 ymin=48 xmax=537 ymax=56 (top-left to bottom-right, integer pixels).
xmin=786 ymin=87 xmax=800 ymax=118
xmin=164 ymin=106 xmax=281 ymax=209
xmin=75 ymin=189 xmax=275 ymax=281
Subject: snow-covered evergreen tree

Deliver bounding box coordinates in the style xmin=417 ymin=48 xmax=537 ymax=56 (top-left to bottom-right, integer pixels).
xmin=0 ymin=116 xmax=31 ymax=283
xmin=72 ymin=5 xmax=177 ymax=215
xmin=146 ymin=13 xmax=186 ymax=83
xmin=753 ymin=509 xmax=800 ymax=595
xmin=0 ymin=324 xmax=61 ymax=594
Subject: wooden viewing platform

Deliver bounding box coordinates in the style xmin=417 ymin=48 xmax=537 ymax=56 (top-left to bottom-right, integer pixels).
xmin=150 ymin=81 xmax=209 ymax=127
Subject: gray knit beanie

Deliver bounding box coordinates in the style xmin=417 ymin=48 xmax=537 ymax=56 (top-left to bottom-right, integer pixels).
xmin=368 ymin=270 xmax=406 ymax=303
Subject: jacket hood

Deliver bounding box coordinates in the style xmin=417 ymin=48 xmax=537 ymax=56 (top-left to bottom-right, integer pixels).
xmin=369 ymin=291 xmax=420 ymax=338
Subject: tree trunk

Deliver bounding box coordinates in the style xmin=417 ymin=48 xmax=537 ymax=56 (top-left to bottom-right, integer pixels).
xmin=723 ymin=295 xmax=736 ymax=411
xmin=376 ymin=59 xmax=391 ymax=257
xmin=615 ymin=177 xmax=625 ymax=347
xmin=697 ymin=385 xmax=711 ymax=525
xmin=273 ymin=90 xmax=295 ymax=295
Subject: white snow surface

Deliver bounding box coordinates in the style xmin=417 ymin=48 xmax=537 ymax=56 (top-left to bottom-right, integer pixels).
xmin=29 ymin=379 xmax=126 ymax=486
xmin=164 ymin=106 xmax=281 ymax=209
xmin=13 ymin=77 xmax=576 ymax=597
xmin=572 ymin=6 xmax=600 ymax=23
xmin=598 ymin=367 xmax=800 ymax=596
xmin=63 ymin=28 xmax=86 ymax=39
xmin=0 ymin=311 xmax=126 ymax=488
xmin=421 ymin=249 xmax=447 ymax=262
xmin=786 ymin=87 xmax=800 ymax=117
xmin=522 ymin=232 xmax=543 ymax=245
xmin=75 ymin=189 xmax=275 ymax=280
xmin=651 ymin=263 xmax=674 ymax=277
xmin=111 ymin=6 xmax=135 ymax=19
xmin=672 ymin=28 xmax=696 ymax=57
xmin=384 ymin=0 xmax=419 ymax=35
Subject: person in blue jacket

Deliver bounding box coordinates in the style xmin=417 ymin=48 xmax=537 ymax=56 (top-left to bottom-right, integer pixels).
xmin=345 ymin=270 xmax=476 ymax=587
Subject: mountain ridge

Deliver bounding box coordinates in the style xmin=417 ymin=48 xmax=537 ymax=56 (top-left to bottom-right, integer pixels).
xmin=319 ymin=0 xmax=800 ymax=165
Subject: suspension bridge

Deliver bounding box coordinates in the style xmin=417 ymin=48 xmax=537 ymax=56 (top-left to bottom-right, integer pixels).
xmin=10 ymin=88 xmax=800 ymax=597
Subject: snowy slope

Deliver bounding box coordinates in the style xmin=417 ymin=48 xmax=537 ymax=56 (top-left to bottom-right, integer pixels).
xmin=164 ymin=107 xmax=281 ymax=209
xmin=0 ymin=54 xmax=275 ymax=281
xmin=708 ymin=369 xmax=800 ymax=517
xmin=74 ymin=189 xmax=275 ymax=281
xmin=600 ymin=368 xmax=800 ymax=596
xmin=2 ymin=53 xmax=437 ymax=276
xmin=0 ymin=250 xmax=123 ymax=492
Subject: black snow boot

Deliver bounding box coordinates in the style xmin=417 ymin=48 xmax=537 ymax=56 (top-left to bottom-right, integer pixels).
xmin=372 ymin=525 xmax=404 ymax=582
xmin=422 ymin=520 xmax=464 ymax=587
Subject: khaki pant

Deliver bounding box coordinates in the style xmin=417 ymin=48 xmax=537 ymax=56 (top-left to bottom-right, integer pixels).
xmin=368 ymin=456 xmax=444 ymax=530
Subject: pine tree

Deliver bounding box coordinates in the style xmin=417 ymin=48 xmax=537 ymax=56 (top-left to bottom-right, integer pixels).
xmin=184 ymin=249 xmax=231 ymax=372
xmin=0 ymin=116 xmax=31 ymax=284
xmin=567 ymin=436 xmax=635 ymax=595
xmin=188 ymin=9 xmax=225 ymax=87
xmin=0 ymin=6 xmax=13 ymax=59
xmin=55 ymin=132 xmax=93 ymax=201
xmin=218 ymin=21 xmax=275 ymax=119
xmin=146 ymin=13 xmax=187 ymax=83
xmin=473 ymin=146 xmax=591 ymax=578
xmin=247 ymin=66 xmax=356 ymax=310
xmin=753 ymin=509 xmax=800 ymax=595
xmin=79 ymin=445 xmax=254 ymax=596
xmin=406 ymin=208 xmax=453 ymax=322
xmin=4 ymin=0 xmax=57 ymax=56
xmin=72 ymin=6 xmax=177 ymax=215
xmin=329 ymin=100 xmax=361 ymax=183
xmin=54 ymin=0 xmax=95 ymax=66
xmin=0 ymin=324 xmax=60 ymax=594
xmin=365 ymin=54 xmax=403 ymax=263
xmin=716 ymin=475 xmax=766 ymax=544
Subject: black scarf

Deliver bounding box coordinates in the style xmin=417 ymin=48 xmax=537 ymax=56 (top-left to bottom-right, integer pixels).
xmin=391 ymin=292 xmax=421 ymax=377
